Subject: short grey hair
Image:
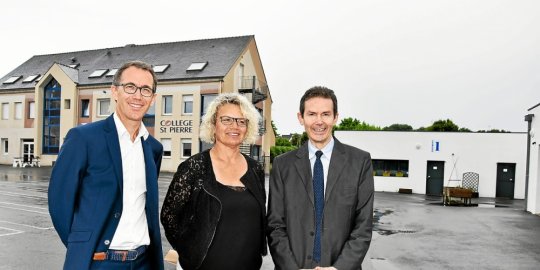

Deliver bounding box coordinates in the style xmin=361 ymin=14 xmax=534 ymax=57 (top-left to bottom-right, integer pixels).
xmin=200 ymin=93 xmax=261 ymax=144
xmin=112 ymin=61 xmax=157 ymax=91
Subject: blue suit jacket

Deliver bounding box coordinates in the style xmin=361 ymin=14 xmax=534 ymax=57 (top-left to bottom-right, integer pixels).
xmin=48 ymin=115 xmax=164 ymax=270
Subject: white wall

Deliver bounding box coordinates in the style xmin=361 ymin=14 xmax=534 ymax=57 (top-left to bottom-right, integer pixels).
xmin=526 ymin=106 xmax=540 ymax=213
xmin=335 ymin=131 xmax=527 ymax=199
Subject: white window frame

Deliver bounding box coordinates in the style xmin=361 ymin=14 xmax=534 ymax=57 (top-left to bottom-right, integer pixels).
xmin=1 ymin=138 xmax=8 ymax=155
xmin=153 ymin=64 xmax=170 ymax=73
xmin=97 ymin=99 xmax=110 ymax=117
xmin=28 ymin=101 xmax=35 ymax=119
xmin=162 ymin=95 xmax=173 ymax=115
xmin=81 ymin=99 xmax=90 ymax=118
xmin=161 ymin=138 xmax=172 ymax=158
xmin=89 ymin=69 xmax=108 ymax=78
xmin=187 ymin=62 xmax=207 ymax=71
xmin=181 ymin=139 xmax=192 ymax=158
xmin=14 ymin=102 xmax=22 ymax=120
xmin=183 ymin=95 xmax=193 ymax=115
xmin=1 ymin=103 xmax=9 ymax=120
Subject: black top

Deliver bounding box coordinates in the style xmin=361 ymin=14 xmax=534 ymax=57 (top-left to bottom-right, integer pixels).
xmin=160 ymin=150 xmax=267 ymax=270
xmin=199 ymin=171 xmax=262 ymax=270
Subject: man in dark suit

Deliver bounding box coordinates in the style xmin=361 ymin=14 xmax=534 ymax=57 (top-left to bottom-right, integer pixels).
xmin=268 ymin=86 xmax=374 ymax=270
xmin=48 ymin=61 xmax=164 ymax=270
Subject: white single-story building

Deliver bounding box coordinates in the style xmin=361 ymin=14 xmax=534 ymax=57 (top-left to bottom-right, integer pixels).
xmin=525 ymin=103 xmax=540 ymax=214
xmin=335 ymin=131 xmax=527 ymax=199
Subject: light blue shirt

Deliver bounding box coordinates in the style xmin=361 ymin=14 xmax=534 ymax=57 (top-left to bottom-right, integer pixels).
xmin=308 ymin=138 xmax=334 ymax=195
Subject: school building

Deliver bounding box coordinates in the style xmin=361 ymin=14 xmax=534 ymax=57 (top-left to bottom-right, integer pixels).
xmin=0 ymin=35 xmax=275 ymax=172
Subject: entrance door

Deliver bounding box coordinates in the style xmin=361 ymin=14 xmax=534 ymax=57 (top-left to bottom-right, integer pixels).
xmin=21 ymin=139 xmax=34 ymax=163
xmin=496 ymin=163 xmax=516 ymax=198
xmin=426 ymin=161 xmax=445 ymax=196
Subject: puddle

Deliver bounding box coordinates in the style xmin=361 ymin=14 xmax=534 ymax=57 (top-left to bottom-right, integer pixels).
xmin=373 ymin=209 xmax=416 ymax=236
xmin=375 ymin=229 xmax=417 ymax=236
xmin=426 ymin=202 xmax=508 ymax=208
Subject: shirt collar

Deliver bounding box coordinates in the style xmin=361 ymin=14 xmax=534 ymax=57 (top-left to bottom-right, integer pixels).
xmin=113 ymin=113 xmax=149 ymax=141
xmin=308 ymin=137 xmax=334 ymax=160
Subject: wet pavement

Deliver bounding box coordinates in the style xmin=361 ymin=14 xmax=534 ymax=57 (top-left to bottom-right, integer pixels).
xmin=1 ymin=165 xmax=540 ymax=269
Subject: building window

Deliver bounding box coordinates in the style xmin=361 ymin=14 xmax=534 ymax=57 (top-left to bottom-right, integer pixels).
xmin=1 ymin=139 xmax=7 ymax=154
xmin=97 ymin=99 xmax=110 ymax=116
xmin=201 ymin=94 xmax=217 ymax=116
xmin=143 ymin=103 xmax=155 ymax=127
xmin=28 ymin=101 xmax=35 ymax=119
xmin=162 ymin=138 xmax=171 ymax=158
xmin=183 ymin=95 xmax=193 ymax=114
xmin=372 ymin=159 xmax=409 ymax=177
xmin=43 ymin=79 xmax=61 ymax=154
xmin=162 ymin=95 xmax=173 ymax=115
xmin=14 ymin=102 xmax=22 ymax=120
xmin=187 ymin=62 xmax=208 ymax=71
xmin=89 ymin=69 xmax=108 ymax=78
xmin=1 ymin=103 xmax=9 ymax=120
xmin=64 ymin=99 xmax=71 ymax=110
xmin=182 ymin=139 xmax=192 ymax=158
xmin=81 ymin=99 xmax=90 ymax=117
xmin=153 ymin=64 xmax=170 ymax=73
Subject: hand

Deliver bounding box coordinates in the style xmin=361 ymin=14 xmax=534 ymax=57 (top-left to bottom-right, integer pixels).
xmin=314 ymin=267 xmax=337 ymax=270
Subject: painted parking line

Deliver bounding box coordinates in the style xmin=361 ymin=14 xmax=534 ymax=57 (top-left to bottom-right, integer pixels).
xmin=0 ymin=190 xmax=46 ymax=199
xmin=0 ymin=226 xmax=24 ymax=237
xmin=0 ymin=201 xmax=48 ymax=210
xmin=0 ymin=220 xmax=53 ymax=230
xmin=0 ymin=201 xmax=49 ymax=215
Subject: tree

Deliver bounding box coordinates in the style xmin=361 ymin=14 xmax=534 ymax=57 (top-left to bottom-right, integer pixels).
xmin=290 ymin=132 xmax=308 ymax=147
xmin=426 ymin=119 xmax=459 ymax=132
xmin=334 ymin=117 xmax=381 ymax=131
xmin=271 ymin=120 xmax=279 ymax=137
xmin=275 ymin=137 xmax=292 ymax=147
xmin=383 ymin=123 xmax=413 ymax=131
xmin=459 ymin=127 xmax=472 ymax=132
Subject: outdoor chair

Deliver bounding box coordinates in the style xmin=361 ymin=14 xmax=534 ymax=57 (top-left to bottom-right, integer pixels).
xmin=462 ymin=172 xmax=480 ymax=202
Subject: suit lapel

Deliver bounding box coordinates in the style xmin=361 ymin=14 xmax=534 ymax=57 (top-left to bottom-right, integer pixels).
xmin=325 ymin=139 xmax=346 ymax=202
xmin=104 ymin=115 xmax=124 ymax=191
xmin=295 ymin=144 xmax=314 ymax=206
xmin=142 ymin=138 xmax=158 ymax=214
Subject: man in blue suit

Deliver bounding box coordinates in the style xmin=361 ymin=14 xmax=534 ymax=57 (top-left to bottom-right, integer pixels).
xmin=48 ymin=61 xmax=164 ymax=270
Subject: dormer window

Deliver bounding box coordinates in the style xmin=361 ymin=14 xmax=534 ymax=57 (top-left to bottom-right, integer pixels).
xmin=153 ymin=64 xmax=170 ymax=73
xmin=23 ymin=75 xmax=40 ymax=83
xmin=3 ymin=76 xmax=22 ymax=84
xmin=187 ymin=62 xmax=207 ymax=71
xmin=89 ymin=69 xmax=108 ymax=78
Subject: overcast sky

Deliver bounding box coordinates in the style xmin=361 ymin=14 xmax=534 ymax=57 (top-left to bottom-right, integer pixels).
xmin=2 ymin=0 xmax=539 ymax=134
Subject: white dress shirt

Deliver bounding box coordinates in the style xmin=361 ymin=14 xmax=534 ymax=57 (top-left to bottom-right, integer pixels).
xmin=109 ymin=113 xmax=150 ymax=250
xmin=308 ymin=138 xmax=335 ymax=196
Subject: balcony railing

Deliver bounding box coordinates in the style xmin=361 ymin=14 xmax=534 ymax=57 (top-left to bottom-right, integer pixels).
xmin=238 ymin=76 xmax=268 ymax=104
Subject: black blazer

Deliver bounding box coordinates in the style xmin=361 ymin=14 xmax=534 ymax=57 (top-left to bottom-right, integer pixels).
xmin=161 ymin=149 xmax=267 ymax=270
xmin=267 ymin=139 xmax=374 ymax=270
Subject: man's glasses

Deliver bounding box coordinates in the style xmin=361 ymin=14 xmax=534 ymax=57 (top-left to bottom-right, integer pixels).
xmin=115 ymin=83 xmax=155 ymax=97
xmin=219 ymin=116 xmax=249 ymax=127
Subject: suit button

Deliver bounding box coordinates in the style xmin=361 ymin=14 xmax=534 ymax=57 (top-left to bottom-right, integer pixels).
xmin=307 ymin=255 xmax=312 ymax=260
xmin=310 ymin=231 xmax=314 ymax=236
xmin=114 ymin=213 xmax=120 ymax=218
xmin=104 ymin=240 xmax=110 ymax=245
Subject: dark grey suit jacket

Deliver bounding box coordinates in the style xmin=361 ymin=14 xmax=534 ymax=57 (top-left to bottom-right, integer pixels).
xmin=267 ymin=138 xmax=374 ymax=270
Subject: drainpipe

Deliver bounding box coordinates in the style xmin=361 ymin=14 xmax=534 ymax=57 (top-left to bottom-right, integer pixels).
xmin=524 ymin=113 xmax=534 ymax=212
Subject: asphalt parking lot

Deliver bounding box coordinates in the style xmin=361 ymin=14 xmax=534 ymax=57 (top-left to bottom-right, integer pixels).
xmin=1 ymin=165 xmax=540 ymax=270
